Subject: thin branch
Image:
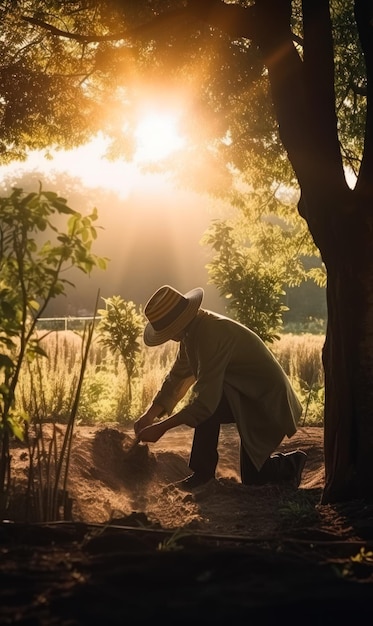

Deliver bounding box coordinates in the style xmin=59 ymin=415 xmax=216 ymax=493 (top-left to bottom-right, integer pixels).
xmin=21 ymin=15 xmax=130 ymax=43
xmin=21 ymin=6 xmax=188 ymax=45
xmin=186 ymin=0 xmax=256 ymax=39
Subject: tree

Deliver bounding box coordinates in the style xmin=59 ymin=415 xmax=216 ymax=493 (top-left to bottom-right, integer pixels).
xmin=203 ymin=220 xmax=288 ymax=342
xmin=0 ymin=185 xmax=107 ymax=514
xmin=1 ymin=1 xmax=372 ymax=503
xmin=97 ymin=295 xmax=144 ymax=407
xmin=203 ymin=185 xmax=325 ymax=340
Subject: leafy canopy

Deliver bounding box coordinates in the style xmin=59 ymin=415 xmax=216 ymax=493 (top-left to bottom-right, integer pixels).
xmin=1 ymin=1 xmax=365 ymax=189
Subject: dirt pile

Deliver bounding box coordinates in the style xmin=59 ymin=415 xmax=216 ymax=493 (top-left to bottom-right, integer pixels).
xmin=8 ymin=424 xmax=327 ymax=534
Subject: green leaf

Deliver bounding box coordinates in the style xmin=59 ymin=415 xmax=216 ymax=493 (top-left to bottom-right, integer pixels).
xmin=28 ymin=299 xmax=40 ymax=311
xmin=0 ymin=354 xmax=14 ymax=371
xmin=27 ymin=343 xmax=48 ymax=358
xmin=7 ymin=413 xmax=29 ymax=441
xmin=97 ymin=257 xmax=109 ymax=270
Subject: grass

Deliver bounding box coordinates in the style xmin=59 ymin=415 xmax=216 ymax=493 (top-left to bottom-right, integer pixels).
xmin=16 ymin=331 xmax=325 ymax=427
xmin=272 ymin=333 xmax=324 ymax=425
xmin=278 ymin=489 xmax=322 ymax=528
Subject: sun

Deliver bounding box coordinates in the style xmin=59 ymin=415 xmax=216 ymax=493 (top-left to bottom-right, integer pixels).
xmin=134 ymin=111 xmax=185 ymax=163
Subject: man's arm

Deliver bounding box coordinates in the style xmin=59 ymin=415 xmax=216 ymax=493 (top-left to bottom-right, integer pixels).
xmin=137 ymin=410 xmax=188 ymax=443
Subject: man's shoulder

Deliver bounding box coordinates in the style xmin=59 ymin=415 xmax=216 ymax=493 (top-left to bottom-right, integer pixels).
xmin=194 ymin=310 xmax=240 ymax=336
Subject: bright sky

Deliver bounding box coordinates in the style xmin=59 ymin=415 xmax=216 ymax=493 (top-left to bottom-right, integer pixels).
xmin=134 ymin=111 xmax=185 ymax=162
xmin=0 ymin=108 xmax=227 ymax=313
xmin=1 ymin=110 xmax=186 ymax=198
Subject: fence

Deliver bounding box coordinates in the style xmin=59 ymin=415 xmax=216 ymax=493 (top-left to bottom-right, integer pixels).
xmin=36 ymin=317 xmax=102 ymax=331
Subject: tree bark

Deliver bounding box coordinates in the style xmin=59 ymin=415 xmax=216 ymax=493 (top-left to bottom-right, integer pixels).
xmin=322 ymin=205 xmax=373 ymax=502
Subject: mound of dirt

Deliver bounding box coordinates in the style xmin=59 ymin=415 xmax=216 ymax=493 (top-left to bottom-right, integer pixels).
xmin=60 ymin=424 xmax=327 ymax=535
xmin=6 ymin=424 xmax=327 ymax=534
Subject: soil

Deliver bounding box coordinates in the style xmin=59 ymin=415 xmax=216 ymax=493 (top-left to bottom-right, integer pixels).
xmin=1 ymin=424 xmax=373 ymax=625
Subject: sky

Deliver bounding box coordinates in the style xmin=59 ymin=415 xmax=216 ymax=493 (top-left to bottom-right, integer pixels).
xmin=0 ymin=120 xmax=229 ymax=316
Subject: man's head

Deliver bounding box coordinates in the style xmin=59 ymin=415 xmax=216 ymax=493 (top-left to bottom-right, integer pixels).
xmin=143 ymin=285 xmax=204 ymax=346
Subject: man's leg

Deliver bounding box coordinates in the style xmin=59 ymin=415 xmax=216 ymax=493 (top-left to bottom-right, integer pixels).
xmin=177 ymin=394 xmax=234 ymax=489
xmin=240 ymin=446 xmax=307 ymax=488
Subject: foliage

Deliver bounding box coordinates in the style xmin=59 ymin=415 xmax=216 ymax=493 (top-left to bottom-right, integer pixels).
xmin=202 ymin=179 xmax=327 ymax=341
xmin=97 ymin=296 xmax=144 ymax=409
xmin=278 ymin=490 xmax=321 ymax=528
xmin=0 ymin=2 xmax=335 ymax=380
xmin=24 ymin=317 xmax=97 ymax=522
xmin=283 ymin=318 xmax=326 ymax=335
xmin=0 ymin=3 xmax=366 ymax=188
xmin=157 ymin=527 xmax=191 ymax=552
xmin=7 ymin=316 xmax=98 ymax=522
xmin=0 ymin=1 xmax=112 ymax=162
xmin=0 ymin=184 xmax=107 ymax=516
xmin=271 ymin=334 xmax=324 ymax=426
xmin=203 ymin=220 xmax=289 ymax=342
xmin=0 ymin=3 xmax=366 ymax=292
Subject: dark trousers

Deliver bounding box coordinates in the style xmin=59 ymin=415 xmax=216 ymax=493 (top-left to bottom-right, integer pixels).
xmin=189 ymin=393 xmax=298 ymax=485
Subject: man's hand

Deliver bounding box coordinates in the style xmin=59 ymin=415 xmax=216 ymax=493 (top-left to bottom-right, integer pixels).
xmin=134 ymin=413 xmax=153 ymax=435
xmin=137 ymin=422 xmax=167 ymax=443
xmin=134 ymin=403 xmax=164 ymax=435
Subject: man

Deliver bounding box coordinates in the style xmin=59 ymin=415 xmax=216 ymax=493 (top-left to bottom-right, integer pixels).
xmin=135 ymin=285 xmax=306 ymax=490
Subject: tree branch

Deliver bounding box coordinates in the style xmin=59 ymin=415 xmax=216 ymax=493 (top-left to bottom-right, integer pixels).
xmin=21 ymin=15 xmax=130 ymax=43
xmin=22 ymin=7 xmax=189 ymax=44
xmin=186 ymin=0 xmax=257 ymax=39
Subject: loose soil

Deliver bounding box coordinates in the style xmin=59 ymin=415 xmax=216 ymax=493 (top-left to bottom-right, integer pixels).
xmin=1 ymin=424 xmax=373 ymax=625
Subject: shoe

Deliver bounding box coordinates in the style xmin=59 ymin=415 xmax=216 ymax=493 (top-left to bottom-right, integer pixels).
xmin=174 ymin=473 xmax=214 ymax=491
xmin=286 ymin=450 xmax=307 ymax=488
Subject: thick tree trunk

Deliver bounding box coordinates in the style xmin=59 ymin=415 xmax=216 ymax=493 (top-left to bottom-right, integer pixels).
xmin=249 ymin=0 xmax=373 ymax=503
xmin=322 ymin=206 xmax=373 ymax=502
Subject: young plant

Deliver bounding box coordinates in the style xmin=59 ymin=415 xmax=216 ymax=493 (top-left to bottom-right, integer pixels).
xmin=97 ymin=296 xmax=144 ymax=414
xmin=278 ymin=491 xmax=320 ymax=528
xmin=0 ymin=184 xmax=107 ymax=517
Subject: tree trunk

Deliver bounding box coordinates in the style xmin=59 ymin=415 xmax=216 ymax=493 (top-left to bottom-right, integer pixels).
xmin=248 ymin=0 xmax=373 ymax=503
xmin=321 ymin=205 xmax=373 ymax=502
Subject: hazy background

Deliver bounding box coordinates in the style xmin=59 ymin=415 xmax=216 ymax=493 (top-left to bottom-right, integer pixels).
xmin=0 ymin=142 xmax=229 ymax=316
xmin=0 ymin=136 xmax=326 ymax=324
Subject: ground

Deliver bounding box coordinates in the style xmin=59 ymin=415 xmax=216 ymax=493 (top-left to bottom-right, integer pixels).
xmin=1 ymin=424 xmax=373 ymax=624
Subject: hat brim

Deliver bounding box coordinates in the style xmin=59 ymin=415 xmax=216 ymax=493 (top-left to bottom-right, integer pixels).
xmin=143 ymin=287 xmax=204 ymax=346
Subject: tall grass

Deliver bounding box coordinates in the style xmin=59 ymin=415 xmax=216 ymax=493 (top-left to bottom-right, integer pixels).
xmin=16 ymin=331 xmax=325 ymax=428
xmin=17 ymin=332 xmax=179 ymax=426
xmin=12 ymin=320 xmax=97 ymax=522
xmin=272 ymin=333 xmax=324 ymax=425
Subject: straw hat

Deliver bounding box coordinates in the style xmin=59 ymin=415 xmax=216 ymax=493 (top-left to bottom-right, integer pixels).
xmin=143 ymin=285 xmax=204 ymax=346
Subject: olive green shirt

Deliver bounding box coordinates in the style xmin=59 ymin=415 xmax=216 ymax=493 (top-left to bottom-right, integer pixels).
xmin=153 ymin=309 xmax=302 ymax=470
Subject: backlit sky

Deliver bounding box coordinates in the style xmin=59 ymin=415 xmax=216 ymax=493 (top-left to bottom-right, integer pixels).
xmin=0 ymin=118 xmax=229 ymax=315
